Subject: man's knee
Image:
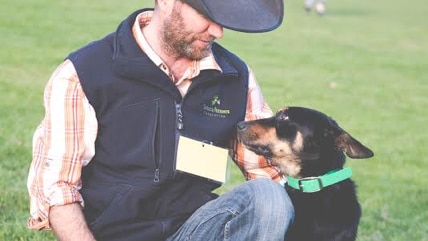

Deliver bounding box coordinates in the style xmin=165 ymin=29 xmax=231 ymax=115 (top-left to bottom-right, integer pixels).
xmin=247 ymin=178 xmax=295 ymax=224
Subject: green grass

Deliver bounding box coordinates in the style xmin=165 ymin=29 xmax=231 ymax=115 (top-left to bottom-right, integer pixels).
xmin=1 ymin=0 xmax=427 ymax=240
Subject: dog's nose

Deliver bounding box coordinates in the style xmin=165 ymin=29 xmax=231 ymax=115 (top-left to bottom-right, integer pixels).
xmin=236 ymin=121 xmax=248 ymax=131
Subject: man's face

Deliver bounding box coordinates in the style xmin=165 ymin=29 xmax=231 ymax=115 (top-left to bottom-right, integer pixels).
xmin=161 ymin=1 xmax=223 ymax=60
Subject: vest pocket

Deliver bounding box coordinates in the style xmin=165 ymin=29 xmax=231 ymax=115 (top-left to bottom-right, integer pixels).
xmin=87 ymin=184 xmax=159 ymax=234
xmin=98 ymin=99 xmax=160 ymax=171
xmin=88 ymin=184 xmax=133 ymax=232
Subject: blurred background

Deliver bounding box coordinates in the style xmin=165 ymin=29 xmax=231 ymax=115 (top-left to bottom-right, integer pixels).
xmin=1 ymin=0 xmax=427 ymax=240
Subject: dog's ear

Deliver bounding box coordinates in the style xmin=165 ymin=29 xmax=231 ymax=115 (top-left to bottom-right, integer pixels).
xmin=324 ymin=118 xmax=374 ymax=159
xmin=334 ymin=132 xmax=374 ymax=159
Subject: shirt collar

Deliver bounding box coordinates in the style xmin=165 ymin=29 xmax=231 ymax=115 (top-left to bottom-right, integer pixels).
xmin=132 ymin=11 xmax=222 ymax=84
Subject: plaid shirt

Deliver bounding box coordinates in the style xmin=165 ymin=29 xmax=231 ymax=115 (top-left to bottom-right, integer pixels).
xmin=27 ymin=11 xmax=280 ymax=230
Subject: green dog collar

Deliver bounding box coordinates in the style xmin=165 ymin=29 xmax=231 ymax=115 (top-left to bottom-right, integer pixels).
xmin=287 ymin=168 xmax=352 ymax=193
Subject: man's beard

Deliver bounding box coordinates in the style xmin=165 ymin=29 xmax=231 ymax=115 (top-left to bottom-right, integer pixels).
xmin=161 ymin=7 xmax=213 ymax=60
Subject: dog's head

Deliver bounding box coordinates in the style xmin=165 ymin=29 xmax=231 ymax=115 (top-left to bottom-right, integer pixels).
xmin=236 ymin=107 xmax=374 ymax=178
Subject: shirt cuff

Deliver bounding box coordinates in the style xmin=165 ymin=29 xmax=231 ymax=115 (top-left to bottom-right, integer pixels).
xmin=28 ymin=186 xmax=84 ymax=230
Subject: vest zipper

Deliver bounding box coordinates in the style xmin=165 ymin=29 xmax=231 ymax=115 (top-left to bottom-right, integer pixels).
xmin=176 ymin=103 xmax=184 ymax=130
xmin=154 ymin=101 xmax=161 ymax=182
xmin=154 ymin=168 xmax=160 ymax=182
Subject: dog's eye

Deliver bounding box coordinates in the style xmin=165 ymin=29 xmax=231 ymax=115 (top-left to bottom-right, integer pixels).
xmin=277 ymin=112 xmax=289 ymax=121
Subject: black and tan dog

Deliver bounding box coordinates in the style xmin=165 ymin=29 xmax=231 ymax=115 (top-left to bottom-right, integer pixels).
xmin=236 ymin=106 xmax=374 ymax=241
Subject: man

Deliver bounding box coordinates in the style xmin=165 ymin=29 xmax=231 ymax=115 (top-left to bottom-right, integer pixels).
xmin=27 ymin=0 xmax=294 ymax=240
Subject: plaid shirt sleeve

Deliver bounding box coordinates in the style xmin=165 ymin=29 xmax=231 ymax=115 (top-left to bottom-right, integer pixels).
xmin=229 ymin=67 xmax=282 ymax=181
xmin=27 ymin=59 xmax=97 ymax=230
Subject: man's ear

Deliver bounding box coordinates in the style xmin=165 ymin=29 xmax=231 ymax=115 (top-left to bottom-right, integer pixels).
xmin=334 ymin=132 xmax=374 ymax=159
xmin=156 ymin=0 xmax=175 ymax=13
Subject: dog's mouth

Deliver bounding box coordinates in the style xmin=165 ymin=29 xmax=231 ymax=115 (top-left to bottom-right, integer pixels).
xmin=244 ymin=144 xmax=273 ymax=157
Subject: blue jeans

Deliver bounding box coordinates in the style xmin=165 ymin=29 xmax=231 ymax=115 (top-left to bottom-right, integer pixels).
xmin=166 ymin=178 xmax=294 ymax=241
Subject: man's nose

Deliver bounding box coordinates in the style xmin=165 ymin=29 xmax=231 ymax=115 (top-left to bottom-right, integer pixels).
xmin=208 ymin=22 xmax=224 ymax=39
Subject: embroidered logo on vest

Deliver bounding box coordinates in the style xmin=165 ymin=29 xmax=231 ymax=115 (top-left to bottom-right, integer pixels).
xmin=203 ymin=95 xmax=231 ymax=118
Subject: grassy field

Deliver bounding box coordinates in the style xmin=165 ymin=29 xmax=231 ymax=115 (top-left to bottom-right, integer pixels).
xmin=1 ymin=0 xmax=427 ymax=240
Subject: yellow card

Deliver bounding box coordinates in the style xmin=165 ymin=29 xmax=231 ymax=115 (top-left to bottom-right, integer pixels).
xmin=176 ymin=136 xmax=229 ymax=183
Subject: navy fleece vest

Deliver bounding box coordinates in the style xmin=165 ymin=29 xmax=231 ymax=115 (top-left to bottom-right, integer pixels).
xmin=68 ymin=9 xmax=249 ymax=241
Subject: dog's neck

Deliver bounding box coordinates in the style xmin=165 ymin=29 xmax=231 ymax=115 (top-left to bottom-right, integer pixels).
xmin=297 ymin=150 xmax=346 ymax=178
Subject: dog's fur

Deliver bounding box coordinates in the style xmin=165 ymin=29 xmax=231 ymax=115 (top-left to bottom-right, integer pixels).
xmin=236 ymin=107 xmax=374 ymax=241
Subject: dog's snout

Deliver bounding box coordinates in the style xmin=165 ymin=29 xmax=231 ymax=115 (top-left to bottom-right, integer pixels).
xmin=237 ymin=121 xmax=248 ymax=131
